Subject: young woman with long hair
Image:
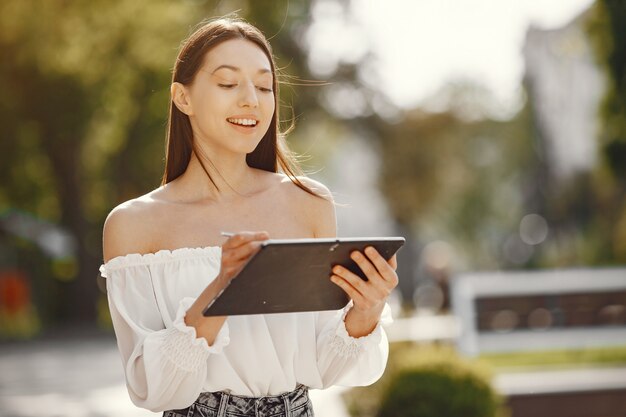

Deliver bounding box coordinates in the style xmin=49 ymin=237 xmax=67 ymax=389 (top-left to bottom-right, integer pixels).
xmin=100 ymin=17 xmax=398 ymax=417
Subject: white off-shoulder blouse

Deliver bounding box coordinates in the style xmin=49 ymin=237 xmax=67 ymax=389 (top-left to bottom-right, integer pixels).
xmin=99 ymin=246 xmax=392 ymax=412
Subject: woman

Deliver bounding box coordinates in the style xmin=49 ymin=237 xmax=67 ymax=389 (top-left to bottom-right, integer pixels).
xmin=100 ymin=17 xmax=398 ymax=417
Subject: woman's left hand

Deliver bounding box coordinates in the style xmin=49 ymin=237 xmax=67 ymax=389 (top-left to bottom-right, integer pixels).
xmin=330 ymin=246 xmax=398 ymax=328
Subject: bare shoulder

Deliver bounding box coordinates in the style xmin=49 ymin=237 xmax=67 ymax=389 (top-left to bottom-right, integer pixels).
xmin=278 ymin=174 xmax=336 ymax=238
xmin=102 ymin=190 xmax=165 ymax=262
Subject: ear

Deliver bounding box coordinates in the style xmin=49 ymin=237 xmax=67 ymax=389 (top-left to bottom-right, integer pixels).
xmin=171 ymin=82 xmax=194 ymax=116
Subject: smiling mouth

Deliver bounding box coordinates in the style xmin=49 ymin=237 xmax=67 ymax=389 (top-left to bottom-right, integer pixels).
xmin=227 ymin=118 xmax=258 ymax=127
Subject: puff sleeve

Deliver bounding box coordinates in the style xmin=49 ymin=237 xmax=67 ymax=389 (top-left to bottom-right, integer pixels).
xmin=315 ymin=300 xmax=392 ymax=387
xmin=100 ymin=256 xmax=230 ymax=412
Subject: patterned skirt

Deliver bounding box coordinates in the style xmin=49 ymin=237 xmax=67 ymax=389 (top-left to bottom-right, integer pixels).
xmin=163 ymin=384 xmax=314 ymax=417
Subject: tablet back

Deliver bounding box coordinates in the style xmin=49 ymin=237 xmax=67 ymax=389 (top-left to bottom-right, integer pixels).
xmin=203 ymin=237 xmax=405 ymax=316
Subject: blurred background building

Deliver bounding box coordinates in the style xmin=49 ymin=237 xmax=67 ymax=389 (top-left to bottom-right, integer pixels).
xmin=523 ymin=10 xmax=604 ymax=183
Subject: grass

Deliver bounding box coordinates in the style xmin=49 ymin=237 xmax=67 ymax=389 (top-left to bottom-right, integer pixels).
xmin=478 ymin=345 xmax=626 ymax=370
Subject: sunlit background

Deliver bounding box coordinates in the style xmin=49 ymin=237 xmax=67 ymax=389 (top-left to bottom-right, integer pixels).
xmin=1 ymin=0 xmax=625 ymax=416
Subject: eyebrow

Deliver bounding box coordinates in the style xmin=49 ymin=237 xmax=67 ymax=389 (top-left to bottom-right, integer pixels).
xmin=211 ymin=64 xmax=271 ymax=75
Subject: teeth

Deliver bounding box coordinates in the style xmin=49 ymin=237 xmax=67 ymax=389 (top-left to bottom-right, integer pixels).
xmin=228 ymin=118 xmax=257 ymax=126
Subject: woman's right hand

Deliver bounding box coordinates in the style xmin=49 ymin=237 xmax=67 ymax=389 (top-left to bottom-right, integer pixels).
xmin=217 ymin=231 xmax=269 ymax=285
xmin=185 ymin=231 xmax=269 ymax=342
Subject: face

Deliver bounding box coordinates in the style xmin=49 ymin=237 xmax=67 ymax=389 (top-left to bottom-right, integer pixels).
xmin=175 ymin=38 xmax=275 ymax=156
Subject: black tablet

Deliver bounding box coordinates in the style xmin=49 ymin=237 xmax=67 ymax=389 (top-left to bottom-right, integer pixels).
xmin=202 ymin=237 xmax=405 ymax=316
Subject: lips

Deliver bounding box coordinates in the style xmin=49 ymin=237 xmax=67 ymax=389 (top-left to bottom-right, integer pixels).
xmin=226 ymin=117 xmax=258 ymax=127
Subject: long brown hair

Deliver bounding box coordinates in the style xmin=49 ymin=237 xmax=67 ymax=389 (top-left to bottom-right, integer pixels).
xmin=161 ymin=17 xmax=320 ymax=197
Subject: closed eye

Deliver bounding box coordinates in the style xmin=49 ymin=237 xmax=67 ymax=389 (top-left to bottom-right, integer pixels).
xmin=218 ymin=84 xmax=271 ymax=93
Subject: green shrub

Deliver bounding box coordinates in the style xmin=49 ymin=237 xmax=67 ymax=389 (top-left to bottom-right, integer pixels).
xmin=377 ymin=367 xmax=497 ymax=417
xmin=344 ymin=344 xmax=504 ymax=417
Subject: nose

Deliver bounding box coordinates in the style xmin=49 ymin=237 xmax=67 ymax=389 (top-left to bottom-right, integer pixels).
xmin=238 ymin=81 xmax=259 ymax=108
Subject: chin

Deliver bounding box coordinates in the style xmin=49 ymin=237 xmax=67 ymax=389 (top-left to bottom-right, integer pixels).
xmin=236 ymin=140 xmax=265 ymax=155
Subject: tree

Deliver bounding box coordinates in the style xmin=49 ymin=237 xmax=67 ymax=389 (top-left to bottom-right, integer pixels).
xmin=0 ymin=0 xmax=322 ymax=326
xmin=587 ymin=0 xmax=626 ymax=261
xmin=374 ymin=94 xmax=535 ymax=271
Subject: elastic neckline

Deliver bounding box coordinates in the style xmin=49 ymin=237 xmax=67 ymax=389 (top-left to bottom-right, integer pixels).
xmin=101 ymin=246 xmax=221 ymax=272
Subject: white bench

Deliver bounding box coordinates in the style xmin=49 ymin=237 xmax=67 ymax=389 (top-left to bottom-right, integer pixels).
xmin=450 ymin=268 xmax=626 ymax=356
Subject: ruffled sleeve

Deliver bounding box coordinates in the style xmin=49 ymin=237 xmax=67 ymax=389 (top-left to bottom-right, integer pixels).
xmin=315 ymin=301 xmax=392 ymax=387
xmin=100 ymin=249 xmax=229 ymax=412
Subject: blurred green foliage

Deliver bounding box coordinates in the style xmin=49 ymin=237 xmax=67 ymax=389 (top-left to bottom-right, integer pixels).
xmin=589 ymin=0 xmax=626 ymax=181
xmin=343 ymin=343 xmax=504 ymax=417
xmin=0 ymin=0 xmax=323 ymax=326
xmin=508 ymin=0 xmax=626 ymax=269
xmin=587 ymin=0 xmax=626 ymax=261
xmin=375 ymin=98 xmax=534 ymax=270
xmin=367 ymin=2 xmax=626 ymax=273
xmin=377 ymin=369 xmax=497 ymax=417
xmin=0 ymin=0 xmax=198 ymax=325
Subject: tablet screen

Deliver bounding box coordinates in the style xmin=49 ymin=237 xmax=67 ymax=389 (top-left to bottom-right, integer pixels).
xmin=203 ymin=237 xmax=405 ymax=316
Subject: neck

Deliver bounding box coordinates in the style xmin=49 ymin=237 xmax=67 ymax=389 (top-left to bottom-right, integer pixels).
xmin=175 ymin=144 xmax=256 ymax=202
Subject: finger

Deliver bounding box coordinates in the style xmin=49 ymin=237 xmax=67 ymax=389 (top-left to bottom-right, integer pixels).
xmin=389 ymin=254 xmax=398 ymax=270
xmin=332 ymin=264 xmax=369 ymax=294
xmin=220 ymin=242 xmax=264 ymax=280
xmin=350 ymin=251 xmax=385 ymax=285
xmin=363 ymin=247 xmax=398 ymax=283
xmin=223 ymin=231 xmax=269 ymax=249
xmin=330 ymin=274 xmax=365 ymax=305
xmin=229 ymin=231 xmax=269 ymax=247
xmin=331 ymin=274 xmax=383 ymax=312
xmin=222 ymin=241 xmax=262 ymax=264
xmin=333 ymin=264 xmax=388 ymax=301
